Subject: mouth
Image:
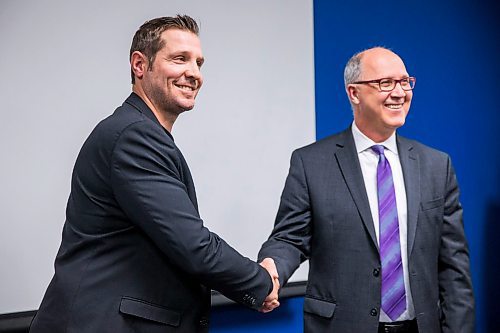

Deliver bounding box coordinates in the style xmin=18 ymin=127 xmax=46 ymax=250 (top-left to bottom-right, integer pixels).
xmin=385 ymin=103 xmax=404 ymax=110
xmin=174 ymin=83 xmax=196 ymax=92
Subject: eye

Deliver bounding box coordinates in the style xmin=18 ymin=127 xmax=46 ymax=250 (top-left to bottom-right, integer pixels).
xmin=173 ymin=55 xmax=186 ymax=62
xmin=400 ymin=78 xmax=410 ymax=87
xmin=197 ymin=59 xmax=204 ymax=68
xmin=379 ymin=79 xmax=393 ymax=88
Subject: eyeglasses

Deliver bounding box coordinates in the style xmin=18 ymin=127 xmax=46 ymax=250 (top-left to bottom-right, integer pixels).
xmin=352 ymin=77 xmax=416 ymax=92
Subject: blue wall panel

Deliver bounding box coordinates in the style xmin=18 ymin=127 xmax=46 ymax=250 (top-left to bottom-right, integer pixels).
xmin=211 ymin=297 xmax=303 ymax=332
xmin=313 ymin=1 xmax=500 ymax=332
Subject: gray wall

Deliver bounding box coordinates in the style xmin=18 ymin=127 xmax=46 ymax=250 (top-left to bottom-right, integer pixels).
xmin=0 ymin=0 xmax=314 ymax=314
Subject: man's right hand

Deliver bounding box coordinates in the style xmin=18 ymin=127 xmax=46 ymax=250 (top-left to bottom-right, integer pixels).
xmin=259 ymin=257 xmax=280 ymax=313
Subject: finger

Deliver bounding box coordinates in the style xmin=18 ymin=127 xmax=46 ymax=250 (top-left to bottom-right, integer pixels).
xmin=270 ymin=299 xmax=280 ymax=307
xmin=260 ymin=304 xmax=273 ymax=313
xmin=260 ymin=301 xmax=280 ymax=313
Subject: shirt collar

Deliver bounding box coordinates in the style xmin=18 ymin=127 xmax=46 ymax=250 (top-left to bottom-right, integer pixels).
xmin=351 ymin=121 xmax=398 ymax=155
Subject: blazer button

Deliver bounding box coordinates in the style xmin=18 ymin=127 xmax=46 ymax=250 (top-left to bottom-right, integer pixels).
xmin=199 ymin=317 xmax=209 ymax=327
xmin=373 ymin=268 xmax=380 ymax=277
xmin=370 ymin=308 xmax=378 ymax=316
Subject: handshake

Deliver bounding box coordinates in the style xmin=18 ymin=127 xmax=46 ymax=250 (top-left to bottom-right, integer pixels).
xmin=259 ymin=257 xmax=280 ymax=313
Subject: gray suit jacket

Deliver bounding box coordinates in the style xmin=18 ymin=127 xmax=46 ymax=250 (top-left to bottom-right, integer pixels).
xmin=30 ymin=93 xmax=272 ymax=333
xmin=259 ymin=127 xmax=474 ymax=333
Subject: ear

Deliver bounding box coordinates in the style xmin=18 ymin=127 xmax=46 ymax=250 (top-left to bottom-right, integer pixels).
xmin=130 ymin=51 xmax=148 ymax=81
xmin=346 ymin=84 xmax=360 ymax=105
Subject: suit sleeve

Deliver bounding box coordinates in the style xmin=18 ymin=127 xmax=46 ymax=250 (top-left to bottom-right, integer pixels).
xmin=438 ymin=156 xmax=475 ymax=332
xmin=258 ymin=150 xmax=312 ymax=286
xmin=109 ymin=121 xmax=272 ymax=310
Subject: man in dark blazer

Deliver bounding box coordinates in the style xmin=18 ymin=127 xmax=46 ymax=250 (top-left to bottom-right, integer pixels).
xmin=259 ymin=47 xmax=474 ymax=332
xmin=30 ymin=15 xmax=279 ymax=333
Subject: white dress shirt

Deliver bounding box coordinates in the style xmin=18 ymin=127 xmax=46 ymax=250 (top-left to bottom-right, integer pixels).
xmin=351 ymin=122 xmax=415 ymax=322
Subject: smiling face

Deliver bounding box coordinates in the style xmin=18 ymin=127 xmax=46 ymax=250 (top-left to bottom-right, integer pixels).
xmin=347 ymin=48 xmax=413 ymax=142
xmin=132 ymin=28 xmax=204 ymax=126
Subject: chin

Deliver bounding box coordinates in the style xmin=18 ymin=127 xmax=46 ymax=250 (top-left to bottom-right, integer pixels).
xmin=174 ymin=99 xmax=196 ymax=112
xmin=390 ymin=113 xmax=407 ymax=124
xmin=383 ymin=118 xmax=405 ymax=130
xmin=174 ymin=106 xmax=193 ymax=115
xmin=181 ymin=104 xmax=195 ymax=111
xmin=184 ymin=96 xmax=198 ymax=106
xmin=393 ymin=119 xmax=406 ymax=128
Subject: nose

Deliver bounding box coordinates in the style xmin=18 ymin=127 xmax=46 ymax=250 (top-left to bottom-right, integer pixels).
xmin=390 ymin=82 xmax=406 ymax=97
xmin=185 ymin=61 xmax=202 ymax=81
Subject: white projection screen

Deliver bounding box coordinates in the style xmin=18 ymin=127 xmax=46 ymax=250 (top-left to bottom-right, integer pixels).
xmin=0 ymin=0 xmax=315 ymax=314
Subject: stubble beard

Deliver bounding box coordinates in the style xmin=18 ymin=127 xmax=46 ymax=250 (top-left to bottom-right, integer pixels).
xmin=150 ymin=84 xmax=196 ymax=119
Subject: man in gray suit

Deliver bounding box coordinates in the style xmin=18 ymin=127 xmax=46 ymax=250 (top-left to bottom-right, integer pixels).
xmin=258 ymin=47 xmax=474 ymax=332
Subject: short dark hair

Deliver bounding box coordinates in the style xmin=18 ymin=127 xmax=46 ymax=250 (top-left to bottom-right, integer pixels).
xmin=130 ymin=15 xmax=199 ymax=84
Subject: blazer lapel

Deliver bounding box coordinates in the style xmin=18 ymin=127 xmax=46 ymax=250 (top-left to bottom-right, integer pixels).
xmin=334 ymin=129 xmax=378 ymax=250
xmin=397 ymin=136 xmax=420 ymax=256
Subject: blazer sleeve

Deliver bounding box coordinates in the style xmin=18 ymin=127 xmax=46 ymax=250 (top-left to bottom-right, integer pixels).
xmin=258 ymin=149 xmax=312 ymax=286
xmin=109 ymin=121 xmax=272 ymax=310
xmin=438 ymin=156 xmax=475 ymax=333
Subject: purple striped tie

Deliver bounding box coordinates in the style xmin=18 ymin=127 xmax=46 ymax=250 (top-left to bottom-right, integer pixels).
xmin=372 ymin=145 xmax=406 ymax=321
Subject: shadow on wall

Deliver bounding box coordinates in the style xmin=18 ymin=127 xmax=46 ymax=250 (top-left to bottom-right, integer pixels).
xmin=484 ymin=199 xmax=500 ymax=332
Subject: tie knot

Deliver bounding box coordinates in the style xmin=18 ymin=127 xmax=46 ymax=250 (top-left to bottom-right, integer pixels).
xmin=371 ymin=145 xmax=385 ymax=156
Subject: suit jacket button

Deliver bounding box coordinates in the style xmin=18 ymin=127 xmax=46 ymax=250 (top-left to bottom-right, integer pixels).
xmin=373 ymin=268 xmax=380 ymax=277
xmin=199 ymin=317 xmax=209 ymax=327
xmin=370 ymin=308 xmax=378 ymax=316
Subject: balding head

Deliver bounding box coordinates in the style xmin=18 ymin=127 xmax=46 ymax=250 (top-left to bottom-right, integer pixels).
xmin=356 ymin=48 xmax=407 ymax=83
xmin=344 ymin=47 xmax=405 ymax=88
xmin=344 ymin=47 xmax=413 ymax=142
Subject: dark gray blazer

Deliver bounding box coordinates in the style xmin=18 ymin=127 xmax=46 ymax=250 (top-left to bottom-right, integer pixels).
xmin=259 ymin=127 xmax=474 ymax=333
xmin=30 ymin=93 xmax=272 ymax=333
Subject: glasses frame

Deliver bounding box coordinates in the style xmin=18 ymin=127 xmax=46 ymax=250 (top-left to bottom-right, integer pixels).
xmin=352 ymin=77 xmax=416 ymax=92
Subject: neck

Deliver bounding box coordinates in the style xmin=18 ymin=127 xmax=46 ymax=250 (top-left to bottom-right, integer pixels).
xmin=354 ymin=119 xmax=394 ymax=143
xmin=132 ymin=85 xmax=176 ymax=133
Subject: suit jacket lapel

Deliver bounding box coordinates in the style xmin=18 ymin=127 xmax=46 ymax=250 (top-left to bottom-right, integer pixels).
xmin=334 ymin=129 xmax=379 ymax=250
xmin=397 ymin=136 xmax=420 ymax=256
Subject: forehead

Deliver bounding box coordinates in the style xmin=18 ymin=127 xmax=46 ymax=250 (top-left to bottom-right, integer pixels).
xmin=360 ymin=49 xmax=408 ymax=79
xmin=160 ymin=29 xmax=203 ymax=55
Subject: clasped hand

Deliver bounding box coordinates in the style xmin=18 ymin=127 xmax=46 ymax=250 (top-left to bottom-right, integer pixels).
xmin=259 ymin=257 xmax=280 ymax=313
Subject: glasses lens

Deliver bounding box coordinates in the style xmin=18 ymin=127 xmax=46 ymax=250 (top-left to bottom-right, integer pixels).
xmin=379 ymin=79 xmax=394 ymax=91
xmin=408 ymin=77 xmax=416 ymax=89
xmin=400 ymin=78 xmax=411 ymax=90
xmin=400 ymin=77 xmax=416 ymax=90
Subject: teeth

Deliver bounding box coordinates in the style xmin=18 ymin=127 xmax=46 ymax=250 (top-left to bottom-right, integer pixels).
xmin=176 ymin=84 xmax=194 ymax=91
xmin=386 ymin=104 xmax=403 ymax=109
